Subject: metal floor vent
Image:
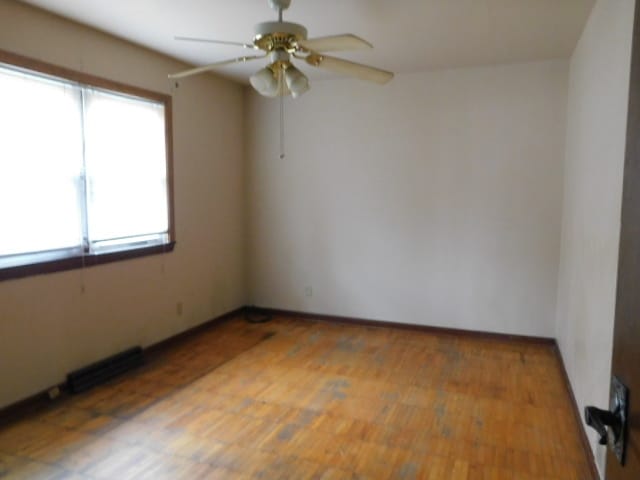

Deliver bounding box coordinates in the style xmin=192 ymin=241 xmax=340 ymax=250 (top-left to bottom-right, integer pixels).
xmin=66 ymin=346 xmax=144 ymax=394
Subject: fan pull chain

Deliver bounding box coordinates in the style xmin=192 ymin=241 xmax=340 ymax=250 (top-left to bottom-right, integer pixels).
xmin=279 ymin=69 xmax=285 ymax=159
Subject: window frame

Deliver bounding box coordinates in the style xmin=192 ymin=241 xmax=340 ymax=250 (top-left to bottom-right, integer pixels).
xmin=0 ymin=49 xmax=176 ymax=282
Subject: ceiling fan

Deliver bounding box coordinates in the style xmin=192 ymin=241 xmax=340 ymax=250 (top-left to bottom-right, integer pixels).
xmin=168 ymin=0 xmax=394 ymax=99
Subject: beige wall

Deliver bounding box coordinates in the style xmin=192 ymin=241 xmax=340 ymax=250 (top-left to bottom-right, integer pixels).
xmin=246 ymin=60 xmax=568 ymax=337
xmin=555 ymin=0 xmax=635 ymax=476
xmin=0 ymin=1 xmax=246 ymax=408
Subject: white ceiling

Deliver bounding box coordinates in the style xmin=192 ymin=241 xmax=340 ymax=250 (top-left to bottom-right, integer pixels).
xmin=22 ymin=0 xmax=595 ymax=84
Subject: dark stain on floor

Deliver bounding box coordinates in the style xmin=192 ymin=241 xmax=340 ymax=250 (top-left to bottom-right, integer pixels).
xmin=277 ymin=423 xmax=298 ymax=442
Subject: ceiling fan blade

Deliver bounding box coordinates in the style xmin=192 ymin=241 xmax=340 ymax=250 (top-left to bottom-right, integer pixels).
xmin=174 ymin=36 xmax=256 ymax=50
xmin=298 ymin=34 xmax=372 ymax=52
xmin=168 ymin=55 xmax=266 ymax=80
xmin=306 ymin=53 xmax=394 ymax=85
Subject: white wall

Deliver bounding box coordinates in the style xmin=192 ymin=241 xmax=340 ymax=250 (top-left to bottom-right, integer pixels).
xmin=0 ymin=1 xmax=246 ymax=408
xmin=555 ymin=0 xmax=635 ymax=475
xmin=246 ymin=60 xmax=568 ymax=337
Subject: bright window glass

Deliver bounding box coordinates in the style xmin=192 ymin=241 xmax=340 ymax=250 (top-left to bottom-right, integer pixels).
xmin=84 ymin=90 xmax=169 ymax=245
xmin=0 ymin=68 xmax=84 ymax=257
xmin=0 ymin=62 xmax=171 ymax=271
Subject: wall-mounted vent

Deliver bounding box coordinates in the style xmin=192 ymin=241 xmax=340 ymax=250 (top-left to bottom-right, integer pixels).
xmin=66 ymin=346 xmax=144 ymax=393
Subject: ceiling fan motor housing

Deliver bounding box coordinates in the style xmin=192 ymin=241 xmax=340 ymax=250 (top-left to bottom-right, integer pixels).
xmin=253 ymin=21 xmax=308 ymax=52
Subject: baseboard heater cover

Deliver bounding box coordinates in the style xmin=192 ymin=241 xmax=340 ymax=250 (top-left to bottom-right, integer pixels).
xmin=66 ymin=346 xmax=144 ymax=394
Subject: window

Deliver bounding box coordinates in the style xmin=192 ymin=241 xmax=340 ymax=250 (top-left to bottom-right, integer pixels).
xmin=0 ymin=51 xmax=174 ymax=281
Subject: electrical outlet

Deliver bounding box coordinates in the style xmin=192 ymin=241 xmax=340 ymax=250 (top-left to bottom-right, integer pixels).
xmin=47 ymin=386 xmax=60 ymax=400
xmin=176 ymin=301 xmax=183 ymax=316
xmin=304 ymin=286 xmax=313 ymax=297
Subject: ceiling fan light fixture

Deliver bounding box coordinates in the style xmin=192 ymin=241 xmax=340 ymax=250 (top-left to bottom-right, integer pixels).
xmin=250 ymin=67 xmax=279 ymax=97
xmin=284 ymin=65 xmax=309 ymax=99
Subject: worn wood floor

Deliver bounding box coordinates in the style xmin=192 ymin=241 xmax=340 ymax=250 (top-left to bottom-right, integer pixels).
xmin=0 ymin=314 xmax=593 ymax=479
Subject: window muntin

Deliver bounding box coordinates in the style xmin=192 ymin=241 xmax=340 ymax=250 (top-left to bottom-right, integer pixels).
xmin=0 ymin=54 xmax=174 ymax=278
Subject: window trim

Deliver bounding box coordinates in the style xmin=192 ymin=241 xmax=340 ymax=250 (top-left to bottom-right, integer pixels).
xmin=0 ymin=49 xmax=176 ymax=282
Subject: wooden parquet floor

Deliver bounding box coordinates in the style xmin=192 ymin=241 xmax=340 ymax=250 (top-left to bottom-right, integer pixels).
xmin=0 ymin=315 xmax=593 ymax=479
